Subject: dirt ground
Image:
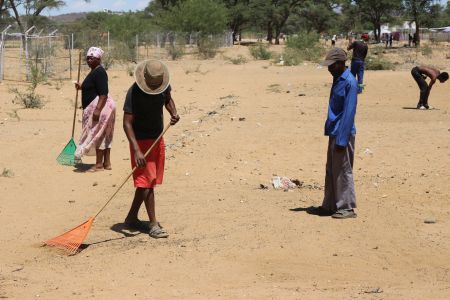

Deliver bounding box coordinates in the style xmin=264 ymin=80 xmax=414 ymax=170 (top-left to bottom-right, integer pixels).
xmin=1 ymin=43 xmax=450 ymax=299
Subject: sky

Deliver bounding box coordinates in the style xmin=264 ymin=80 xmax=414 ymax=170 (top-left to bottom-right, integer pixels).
xmin=41 ymin=0 xmax=150 ymax=16
xmin=35 ymin=0 xmax=448 ymax=16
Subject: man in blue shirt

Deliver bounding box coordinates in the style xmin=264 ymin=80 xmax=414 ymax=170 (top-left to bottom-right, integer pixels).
xmin=308 ymin=48 xmax=358 ymax=219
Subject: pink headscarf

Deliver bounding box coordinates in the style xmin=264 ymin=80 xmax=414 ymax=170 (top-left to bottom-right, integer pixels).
xmin=86 ymin=47 xmax=104 ymax=59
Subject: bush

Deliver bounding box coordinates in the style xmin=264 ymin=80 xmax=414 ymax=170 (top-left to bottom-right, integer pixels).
xmin=281 ymin=48 xmax=303 ymax=66
xmin=249 ymin=43 xmax=272 ymax=60
xmin=421 ymin=44 xmax=432 ymax=57
xmin=285 ymin=31 xmax=325 ymax=63
xmin=286 ymin=31 xmax=320 ymax=49
xmin=227 ymin=55 xmax=248 ymax=65
xmin=10 ymin=88 xmax=44 ymax=109
xmin=197 ymin=37 xmax=219 ymax=59
xmin=126 ymin=64 xmax=135 ymax=77
xmin=365 ymin=56 xmax=394 ymax=70
xmin=110 ymin=41 xmax=134 ymax=62
xmin=102 ymin=54 xmax=114 ymax=70
xmin=10 ymin=63 xmax=45 ymax=109
xmin=167 ymin=44 xmax=185 ymax=60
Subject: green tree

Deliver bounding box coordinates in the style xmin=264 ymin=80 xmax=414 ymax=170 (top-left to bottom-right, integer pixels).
xmin=158 ymin=0 xmax=228 ymax=34
xmin=223 ymin=0 xmax=251 ymax=43
xmin=403 ymin=0 xmax=434 ymax=45
xmin=353 ymin=0 xmax=402 ymax=42
xmin=290 ymin=0 xmax=339 ymax=34
xmin=248 ymin=0 xmax=306 ymax=44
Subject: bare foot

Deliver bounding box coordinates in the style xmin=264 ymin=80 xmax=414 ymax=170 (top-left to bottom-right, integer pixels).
xmin=103 ymin=163 xmax=112 ymax=170
xmin=87 ymin=165 xmax=104 ymax=172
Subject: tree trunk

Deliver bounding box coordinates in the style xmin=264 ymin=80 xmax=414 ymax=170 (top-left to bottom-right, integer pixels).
xmin=267 ymin=22 xmax=273 ymax=44
xmin=374 ymin=26 xmax=378 ymax=43
xmin=377 ymin=24 xmax=381 ymax=43
xmin=8 ymin=0 xmax=26 ymax=48
xmin=415 ymin=19 xmax=421 ymax=46
xmin=275 ymin=26 xmax=280 ymax=45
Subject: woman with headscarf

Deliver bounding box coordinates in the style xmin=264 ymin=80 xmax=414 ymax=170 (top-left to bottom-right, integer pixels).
xmin=74 ymin=46 xmax=116 ymax=172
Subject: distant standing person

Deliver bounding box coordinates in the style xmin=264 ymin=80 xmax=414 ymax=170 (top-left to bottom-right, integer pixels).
xmin=123 ymin=60 xmax=180 ymax=238
xmin=307 ymin=48 xmax=358 ymax=219
xmin=411 ymin=66 xmax=448 ymax=109
xmin=389 ymin=34 xmax=393 ymax=47
xmin=347 ymin=35 xmax=368 ymax=93
xmin=331 ymin=34 xmax=336 ymax=46
xmin=74 ymin=47 xmax=116 ymax=172
xmin=408 ymin=33 xmax=413 ymax=47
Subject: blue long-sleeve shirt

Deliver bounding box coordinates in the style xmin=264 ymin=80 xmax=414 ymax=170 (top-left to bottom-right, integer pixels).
xmin=324 ymin=68 xmax=358 ymax=147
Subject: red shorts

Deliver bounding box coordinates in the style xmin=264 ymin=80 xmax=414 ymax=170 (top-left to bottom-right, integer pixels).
xmin=130 ymin=138 xmax=165 ymax=188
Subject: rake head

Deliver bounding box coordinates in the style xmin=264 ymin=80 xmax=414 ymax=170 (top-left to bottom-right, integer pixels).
xmin=57 ymin=138 xmax=80 ymax=166
xmin=44 ymin=217 xmax=94 ymax=255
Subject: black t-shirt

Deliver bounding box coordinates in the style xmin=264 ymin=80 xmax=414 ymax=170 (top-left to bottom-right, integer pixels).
xmin=123 ymin=83 xmax=171 ymax=140
xmin=350 ymin=41 xmax=368 ymax=61
xmin=81 ymin=66 xmax=108 ymax=109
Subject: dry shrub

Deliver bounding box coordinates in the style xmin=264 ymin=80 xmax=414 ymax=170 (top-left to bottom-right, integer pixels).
xmin=249 ymin=43 xmax=272 ymax=60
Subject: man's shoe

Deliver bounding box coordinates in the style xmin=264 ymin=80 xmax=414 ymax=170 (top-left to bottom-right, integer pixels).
xmin=306 ymin=206 xmax=333 ymax=216
xmin=331 ymin=209 xmax=357 ymax=219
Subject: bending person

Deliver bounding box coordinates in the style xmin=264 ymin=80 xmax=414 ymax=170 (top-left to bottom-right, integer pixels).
xmin=411 ymin=66 xmax=448 ymax=109
xmin=74 ymin=47 xmax=116 ymax=171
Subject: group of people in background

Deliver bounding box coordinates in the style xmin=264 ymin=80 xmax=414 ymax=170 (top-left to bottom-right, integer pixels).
xmin=73 ymin=47 xmax=180 ymax=238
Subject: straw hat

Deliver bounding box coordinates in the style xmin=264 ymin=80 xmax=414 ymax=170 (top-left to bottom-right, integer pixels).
xmin=134 ymin=60 xmax=170 ymax=95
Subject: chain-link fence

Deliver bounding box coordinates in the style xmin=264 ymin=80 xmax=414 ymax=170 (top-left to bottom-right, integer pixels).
xmin=0 ymin=26 xmax=73 ymax=81
xmin=0 ymin=28 xmax=233 ymax=82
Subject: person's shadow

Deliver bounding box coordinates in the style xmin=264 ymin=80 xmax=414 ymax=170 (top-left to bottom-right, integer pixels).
xmin=73 ymin=163 xmax=95 ymax=173
xmin=290 ymin=206 xmax=333 ymax=217
xmin=289 ymin=207 xmax=309 ymax=212
xmin=110 ymin=221 xmax=150 ymax=235
xmin=67 ymin=222 xmax=148 ymax=255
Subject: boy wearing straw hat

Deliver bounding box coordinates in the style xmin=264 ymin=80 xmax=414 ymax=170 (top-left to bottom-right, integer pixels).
xmin=123 ymin=60 xmax=180 ymax=238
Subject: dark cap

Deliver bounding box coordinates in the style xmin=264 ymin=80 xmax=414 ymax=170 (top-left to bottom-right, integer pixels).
xmin=322 ymin=48 xmax=347 ymax=66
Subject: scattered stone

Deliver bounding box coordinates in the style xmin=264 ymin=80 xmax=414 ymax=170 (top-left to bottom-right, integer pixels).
xmin=68 ymin=200 xmax=75 ymax=203
xmin=239 ymin=117 xmax=246 ymax=121
xmin=259 ymin=184 xmax=269 ymax=190
xmin=364 ymin=287 xmax=383 ymax=294
xmin=207 ymin=110 xmax=217 ymax=116
xmin=291 ymin=179 xmax=303 ymax=187
xmin=92 ymin=182 xmax=98 ymax=186
xmin=424 ymin=217 xmax=436 ymax=224
xmin=298 ymin=93 xmax=306 ymax=96
xmin=1 ymin=168 xmax=14 ymax=178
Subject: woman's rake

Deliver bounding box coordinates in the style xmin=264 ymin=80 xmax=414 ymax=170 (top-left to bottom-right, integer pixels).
xmin=56 ymin=51 xmax=82 ymax=166
xmin=45 ymin=124 xmax=171 ymax=255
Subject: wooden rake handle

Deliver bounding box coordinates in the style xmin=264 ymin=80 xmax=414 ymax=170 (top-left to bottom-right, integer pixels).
xmin=71 ymin=51 xmax=82 ymax=138
xmin=93 ymin=124 xmax=171 ymax=218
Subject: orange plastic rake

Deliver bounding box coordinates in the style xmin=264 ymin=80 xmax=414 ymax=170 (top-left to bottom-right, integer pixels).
xmin=45 ymin=124 xmax=171 ymax=255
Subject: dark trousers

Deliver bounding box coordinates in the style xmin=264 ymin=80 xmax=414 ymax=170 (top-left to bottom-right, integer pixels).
xmin=350 ymin=59 xmax=364 ymax=93
xmin=322 ymin=136 xmax=356 ymax=212
xmin=411 ymin=67 xmax=430 ymax=108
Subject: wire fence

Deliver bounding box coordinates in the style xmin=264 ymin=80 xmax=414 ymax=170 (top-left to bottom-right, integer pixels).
xmin=0 ymin=27 xmax=233 ymax=82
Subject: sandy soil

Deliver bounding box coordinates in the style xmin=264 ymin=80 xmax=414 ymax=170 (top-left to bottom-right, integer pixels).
xmin=1 ymin=44 xmax=450 ymax=299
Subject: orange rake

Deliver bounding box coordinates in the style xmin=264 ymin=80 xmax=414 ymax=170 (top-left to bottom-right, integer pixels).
xmin=44 ymin=124 xmax=171 ymax=255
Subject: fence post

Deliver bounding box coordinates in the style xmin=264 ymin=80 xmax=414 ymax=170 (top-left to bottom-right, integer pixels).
xmin=1 ymin=25 xmax=12 ymax=81
xmin=107 ymin=31 xmax=110 ymax=52
xmin=136 ymin=34 xmax=139 ymax=62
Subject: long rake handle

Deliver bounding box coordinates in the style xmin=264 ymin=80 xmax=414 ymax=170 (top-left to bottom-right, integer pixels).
xmin=71 ymin=51 xmax=82 ymax=138
xmin=93 ymin=124 xmax=171 ymax=218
